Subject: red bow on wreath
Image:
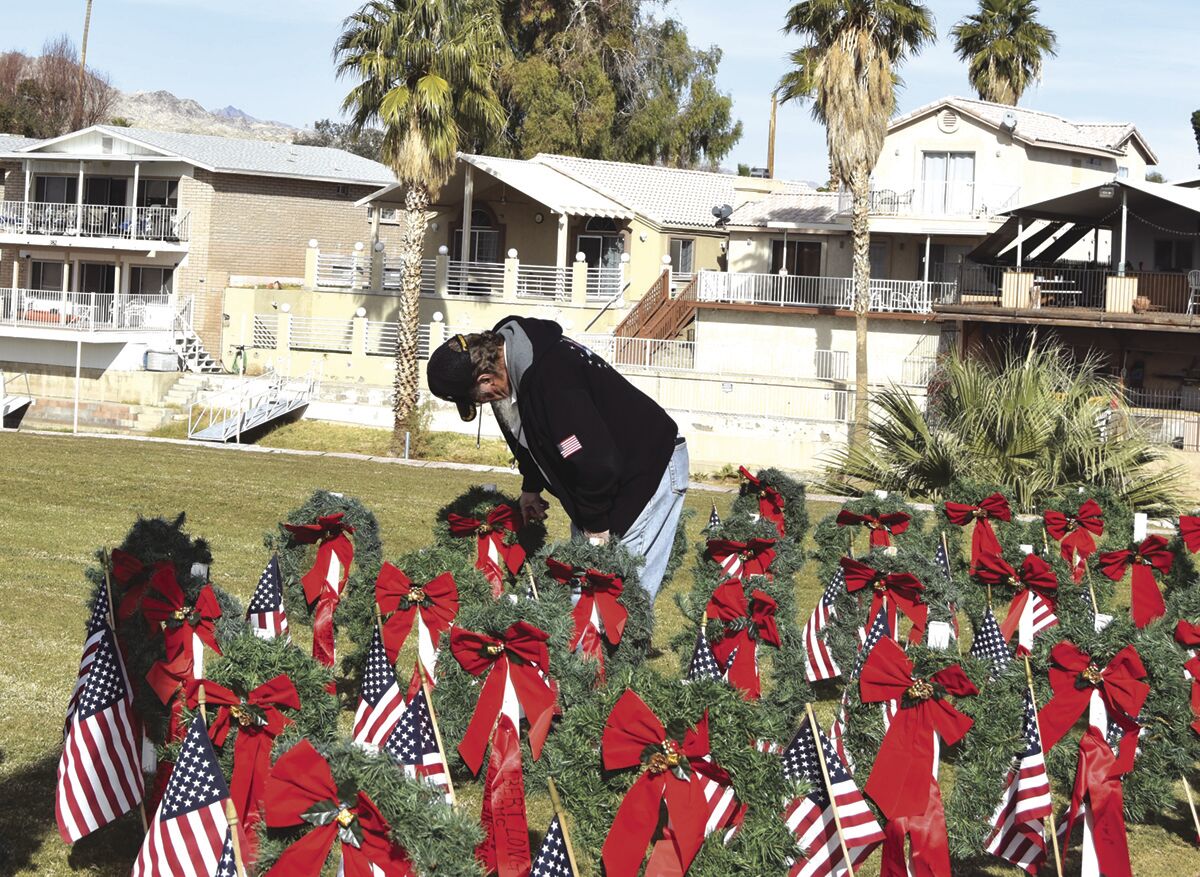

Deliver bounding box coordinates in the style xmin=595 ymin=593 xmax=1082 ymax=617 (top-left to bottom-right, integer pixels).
xmin=186 ymin=675 xmax=299 ymax=852
xmin=704 ymin=579 xmax=780 ymax=699
xmin=109 ymin=549 xmax=168 ymax=623
xmin=545 ymin=558 xmax=628 ymax=683
xmin=375 ymin=562 xmax=458 ymax=679
xmin=739 ymin=466 xmax=786 ymax=537
xmin=1038 ymin=641 xmax=1148 ymax=776
xmin=282 ymin=513 xmax=355 ymax=670
xmin=1180 ymin=516 xmax=1200 ymax=554
xmin=263 ymin=739 xmax=414 ymax=877
xmin=1176 ymin=621 xmax=1200 ymax=735
xmin=1099 ymin=535 xmax=1174 ymax=628
xmin=705 ymin=537 xmax=776 ymax=579
xmin=600 ymin=690 xmax=739 ymax=877
xmin=449 ymin=621 xmax=558 ymax=775
xmin=145 ymin=636 xmax=196 ymax=743
xmin=860 ymin=637 xmax=977 ymax=820
xmin=974 ymin=552 xmax=1059 ymax=655
xmin=835 ymin=508 xmax=911 ymax=548
xmin=944 ymin=493 xmax=1011 ymax=574
xmin=447 ymin=505 xmax=525 ymax=598
xmin=840 ymin=557 xmax=928 ymax=644
xmin=1044 ymin=499 xmax=1105 ymax=582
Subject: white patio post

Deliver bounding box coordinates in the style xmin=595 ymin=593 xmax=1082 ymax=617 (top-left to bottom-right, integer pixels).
xmin=555 ymin=214 xmax=568 ymax=269
xmin=1118 ymin=187 xmax=1128 ymax=276
xmin=62 ymin=262 xmax=72 ymax=326
xmin=1016 ymin=218 xmax=1023 ymax=269
xmin=76 ymin=160 xmax=84 ymax=235
xmin=503 ymin=248 xmax=519 ymax=302
xmin=131 ymin=163 xmax=140 ymax=240
xmin=571 ymin=252 xmax=589 ymax=306
xmin=73 ymin=339 xmax=82 ymax=434
xmin=923 ymin=234 xmax=931 ymax=285
xmin=22 ymin=160 xmax=30 ymax=233
xmin=460 ymin=164 xmax=474 ymax=293
xmin=112 ymin=260 xmax=122 ymax=327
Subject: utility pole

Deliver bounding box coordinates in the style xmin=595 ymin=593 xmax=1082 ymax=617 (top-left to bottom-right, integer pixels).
xmin=767 ymin=91 xmax=778 ymax=179
xmin=76 ymin=0 xmax=94 ymax=129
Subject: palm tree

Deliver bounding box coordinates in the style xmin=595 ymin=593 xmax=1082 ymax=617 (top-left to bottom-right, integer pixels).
xmin=951 ymin=0 xmax=1058 ymax=106
xmin=336 ymin=0 xmax=507 ymax=447
xmin=76 ymin=0 xmax=93 ymax=130
xmin=822 ymin=340 xmax=1183 ymax=514
xmin=780 ymin=1 xmax=935 ymax=445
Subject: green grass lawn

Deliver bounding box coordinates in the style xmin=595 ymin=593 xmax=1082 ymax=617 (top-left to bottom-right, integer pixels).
xmin=0 ymin=431 xmax=1196 ymax=876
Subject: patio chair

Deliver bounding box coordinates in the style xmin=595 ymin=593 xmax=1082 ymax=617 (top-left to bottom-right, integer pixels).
xmin=1188 ymin=270 xmax=1200 ymax=315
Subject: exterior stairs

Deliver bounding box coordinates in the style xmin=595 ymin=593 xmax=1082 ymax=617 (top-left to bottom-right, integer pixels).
xmin=172 ymin=297 xmax=224 ymax=374
xmin=614 ymin=270 xmax=698 ymax=341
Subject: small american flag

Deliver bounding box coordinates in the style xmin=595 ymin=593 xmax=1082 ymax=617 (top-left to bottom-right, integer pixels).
xmin=531 ymin=815 xmax=576 ymax=877
xmin=353 ymin=627 xmax=405 ymax=748
xmin=984 ymin=689 xmax=1053 ymax=875
xmin=707 ymin=503 xmax=722 ymax=530
xmin=697 ymin=753 xmax=747 ymax=841
xmin=557 ymin=434 xmax=582 ymax=458
xmin=970 ymin=606 xmax=1013 ymax=677
xmin=383 ymin=672 xmax=450 ymax=803
xmin=246 ymin=554 xmax=289 ymax=641
xmin=802 ymin=567 xmax=845 ymax=682
xmin=132 ymin=714 xmax=233 ymax=877
xmin=685 ymin=627 xmax=724 ymax=683
xmin=934 ymin=540 xmax=953 ymax=580
xmin=56 ymin=625 xmax=145 ymax=843
xmin=781 ymin=718 xmax=884 ymax=876
xmin=829 ymin=607 xmax=895 ymax=771
xmin=1010 ymin=592 xmax=1059 ymax=655
xmin=65 ymin=577 xmax=113 ymax=730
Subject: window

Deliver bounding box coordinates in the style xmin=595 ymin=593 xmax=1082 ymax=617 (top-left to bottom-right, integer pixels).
xmin=138 ymin=179 xmax=178 ymax=208
xmin=669 ymin=238 xmax=695 ymax=274
xmin=1117 ymin=166 xmax=1129 ymax=179
xmin=869 ymin=241 xmax=888 ymax=278
xmin=453 ymin=208 xmax=501 ymax=262
xmin=34 ymin=176 xmax=78 ymax=204
xmin=769 ymin=240 xmax=821 ymax=275
xmin=1153 ymin=239 xmax=1194 ymax=272
xmin=31 ymin=260 xmax=65 ymax=291
xmin=578 ymin=216 xmax=624 ymax=270
xmin=921 ymin=152 xmax=975 ymax=215
xmin=335 ymin=184 xmax=349 ymax=196
xmin=371 ymin=206 xmax=399 ymax=224
xmin=101 ymin=136 xmax=113 ymax=154
xmin=130 ymin=266 xmax=174 ymax=296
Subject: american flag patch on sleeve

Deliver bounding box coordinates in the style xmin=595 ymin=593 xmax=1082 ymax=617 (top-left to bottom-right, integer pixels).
xmin=558 ymin=434 xmax=582 ymax=458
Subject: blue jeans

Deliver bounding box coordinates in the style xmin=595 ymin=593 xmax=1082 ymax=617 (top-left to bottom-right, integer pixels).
xmin=574 ymin=438 xmax=689 ymax=602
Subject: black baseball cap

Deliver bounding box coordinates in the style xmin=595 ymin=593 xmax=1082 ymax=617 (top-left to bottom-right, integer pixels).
xmin=426 ymin=333 xmax=478 ymax=421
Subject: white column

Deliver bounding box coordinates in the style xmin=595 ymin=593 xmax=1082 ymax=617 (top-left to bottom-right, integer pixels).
xmin=10 ymin=259 xmax=18 ymax=290
xmin=1118 ymin=187 xmax=1128 ymax=276
xmin=1016 ymin=218 xmax=1024 ymax=269
xmin=131 ymin=163 xmax=140 ymax=240
xmin=73 ymin=339 xmax=82 ymax=434
xmin=22 ymin=160 xmax=30 ymax=232
xmin=113 ymin=260 xmax=122 ymax=327
xmin=555 ymin=214 xmax=568 ymax=268
xmin=76 ymin=160 xmax=85 ymax=234
xmin=923 ymin=234 xmax=931 ymax=285
xmin=461 ymin=164 xmax=474 ymax=260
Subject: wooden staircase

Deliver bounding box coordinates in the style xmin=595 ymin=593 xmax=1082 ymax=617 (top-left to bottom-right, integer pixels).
xmin=614 ymin=270 xmax=698 ymax=340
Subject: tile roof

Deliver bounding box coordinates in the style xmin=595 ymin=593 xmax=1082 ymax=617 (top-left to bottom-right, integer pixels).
xmin=891 ymin=97 xmax=1155 ymax=161
xmin=459 ymin=154 xmax=632 ymax=219
xmin=0 ymin=134 xmax=41 ymax=151
xmin=16 ymin=126 xmax=395 ymax=185
xmin=726 ymin=191 xmax=847 ymax=228
xmin=536 ymin=153 xmax=813 ymax=229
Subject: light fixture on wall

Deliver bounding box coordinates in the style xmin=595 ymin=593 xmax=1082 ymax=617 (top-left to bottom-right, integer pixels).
xmin=534 ymin=212 xmax=544 ymax=224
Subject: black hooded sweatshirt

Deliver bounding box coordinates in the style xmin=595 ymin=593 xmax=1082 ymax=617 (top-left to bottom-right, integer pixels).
xmin=491 ymin=316 xmax=679 ymax=535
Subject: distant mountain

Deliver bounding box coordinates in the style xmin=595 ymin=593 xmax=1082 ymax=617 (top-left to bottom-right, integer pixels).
xmin=109 ymin=89 xmax=306 ymax=141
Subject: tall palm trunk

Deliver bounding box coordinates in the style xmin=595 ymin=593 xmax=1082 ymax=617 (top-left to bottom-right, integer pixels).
xmin=392 ymin=184 xmax=429 ymax=450
xmin=850 ymin=165 xmax=871 ymax=447
xmin=76 ymin=0 xmax=93 ymax=129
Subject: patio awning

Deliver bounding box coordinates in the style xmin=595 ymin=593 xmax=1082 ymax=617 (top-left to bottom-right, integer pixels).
xmin=357 ymin=153 xmax=635 ymax=220
xmin=1001 ymin=177 xmax=1200 ymax=224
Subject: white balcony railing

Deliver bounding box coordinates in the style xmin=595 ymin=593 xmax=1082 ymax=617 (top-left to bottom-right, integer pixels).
xmin=866 ymin=181 xmax=1020 ymax=219
xmin=517 ymin=264 xmax=570 ymax=302
xmin=0 ymin=288 xmax=176 ymax=331
xmin=815 ymin=348 xmax=850 ymax=381
xmin=0 ymin=201 xmax=190 ymax=242
xmin=446 ymin=260 xmax=505 ymax=297
xmin=695 ymin=270 xmax=953 ymax=314
xmin=575 ymin=334 xmax=696 ymax=372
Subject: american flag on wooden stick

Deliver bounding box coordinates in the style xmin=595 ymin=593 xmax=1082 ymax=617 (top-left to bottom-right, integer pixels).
xmin=353 ymin=626 xmax=405 ymax=748
xmin=531 ymin=815 xmax=576 ymax=877
xmin=780 ymin=718 xmax=884 ymax=876
xmin=684 ymin=626 xmax=724 ymax=683
xmin=384 ymin=667 xmax=451 ymax=803
xmin=984 ymin=689 xmax=1053 ymax=874
xmin=802 ymin=567 xmax=844 ymax=681
xmin=65 ymin=576 xmax=113 ymax=730
xmin=246 ymin=554 xmax=289 ymax=641
xmin=133 ymin=714 xmax=236 ymax=877
xmin=707 ymin=502 xmax=722 ymax=530
xmin=57 ymin=623 xmax=145 ymax=843
xmin=969 ymin=606 xmax=1014 ymax=678
xmin=829 ymin=606 xmax=895 ymax=771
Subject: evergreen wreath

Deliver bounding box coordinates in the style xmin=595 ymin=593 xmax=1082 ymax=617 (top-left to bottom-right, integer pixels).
xmin=527 ymin=539 xmax=654 ymax=686
xmin=432 ymin=485 xmax=547 ymax=575
xmin=663 ymin=506 xmax=696 ymax=588
xmin=85 ymin=514 xmax=245 ymax=745
xmin=541 ymin=667 xmax=798 ymax=877
xmin=255 ymin=736 xmax=484 ymax=877
xmin=268 ymin=489 xmax=383 ymax=679
xmin=730 ymin=466 xmax=810 ymax=546
xmin=1165 ymin=509 xmax=1200 ymax=598
xmin=810 ymin=494 xmax=934 ymax=578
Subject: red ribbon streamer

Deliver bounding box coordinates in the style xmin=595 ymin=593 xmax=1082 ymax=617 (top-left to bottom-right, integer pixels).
xmin=1044 ymin=499 xmax=1105 ymax=582
xmin=145 ymin=634 xmax=192 ymax=743
xmin=975 ymin=552 xmax=1058 ymax=652
xmin=704 ymin=537 xmax=776 ymax=579
xmin=447 ymin=505 xmax=526 ymax=597
xmin=705 ymin=579 xmax=780 ymax=699
xmin=546 ymin=559 xmax=628 ymax=683
xmin=476 ymin=715 xmax=531 ymax=877
xmin=879 ymin=775 xmax=953 ymax=877
xmin=283 ymin=513 xmax=355 ymax=670
xmin=860 ymin=637 xmax=977 ymax=820
xmin=186 ymin=675 xmax=298 ymax=854
xmin=1038 ymin=641 xmax=1148 ymax=776
xmin=739 ymin=466 xmax=786 ymax=537
xmin=375 ymin=563 xmax=458 ymax=664
xmin=449 ymin=622 xmax=558 ymax=775
xmin=944 ymin=493 xmax=1011 ymax=573
xmin=1181 ymin=516 xmax=1200 ymax=554
xmin=600 ymin=690 xmax=734 ymax=877
xmin=840 ymin=557 xmax=928 ymax=644
xmin=263 ymin=739 xmax=414 ymax=877
xmin=1062 ymin=727 xmax=1134 ymax=877
xmin=836 ymin=508 xmax=911 ymax=548
xmin=1098 ymin=536 xmax=1174 ymax=628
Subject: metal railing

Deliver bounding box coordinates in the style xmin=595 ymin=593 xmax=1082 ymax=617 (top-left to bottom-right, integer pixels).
xmin=0 ymin=201 xmax=189 ymax=242
xmin=315 ymin=252 xmax=368 ymax=289
xmin=586 ymin=266 xmax=624 ymax=302
xmin=575 ymin=334 xmax=697 ymax=372
xmin=365 ymin=321 xmax=433 ymax=358
xmin=815 ymin=349 xmax=850 ymax=381
xmin=948 ymin=264 xmax=1196 ymax=315
xmin=901 ymin=355 xmax=939 ymax=387
xmin=866 ymin=181 xmax=1021 ymax=219
xmin=382 ymin=257 xmax=437 ymax=293
xmin=288 ymin=315 xmax=353 ymax=352
xmin=252 ymin=313 xmax=279 ymax=349
xmin=0 ymin=287 xmax=176 ymax=331
xmin=1121 ymin=388 xmax=1200 ymax=451
xmin=694 ymin=270 xmax=950 ymax=314
xmin=186 ymin=369 xmax=318 ymax=443
xmin=516 ymin=263 xmax=570 ymax=302
xmin=446 ymin=260 xmax=505 ymax=297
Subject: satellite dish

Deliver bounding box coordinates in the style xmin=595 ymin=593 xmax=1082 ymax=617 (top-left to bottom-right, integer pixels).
xmin=1000 ymin=110 xmax=1018 ymax=132
xmin=711 ymin=203 xmax=734 ymax=222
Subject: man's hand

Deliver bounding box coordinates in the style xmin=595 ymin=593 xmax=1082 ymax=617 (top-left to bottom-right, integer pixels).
xmin=519 ymin=491 xmax=550 ymax=524
xmin=584 ymin=530 xmax=610 ymax=546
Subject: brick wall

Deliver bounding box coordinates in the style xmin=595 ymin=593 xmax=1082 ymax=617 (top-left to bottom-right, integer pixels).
xmin=0 ymin=160 xmax=28 ymax=287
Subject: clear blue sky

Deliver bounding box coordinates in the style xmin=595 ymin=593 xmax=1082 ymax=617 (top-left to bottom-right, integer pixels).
xmin=10 ymin=0 xmax=1200 ymax=181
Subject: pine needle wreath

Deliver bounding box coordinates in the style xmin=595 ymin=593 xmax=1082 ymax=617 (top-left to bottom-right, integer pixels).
xmin=84 ymin=514 xmax=246 ymax=745
xmin=663 ymin=506 xmax=695 ymax=587
xmin=542 ymin=666 xmax=798 ymax=877
xmin=810 ymin=494 xmax=935 ymax=578
xmin=1165 ymin=509 xmax=1200 ymax=598
xmin=432 ymin=485 xmax=547 ymax=573
xmin=730 ymin=466 xmax=810 ymax=545
xmin=256 ymin=736 xmax=484 ymax=877
xmin=527 ymin=539 xmax=653 ymax=686
xmin=268 ymin=489 xmax=383 ymax=680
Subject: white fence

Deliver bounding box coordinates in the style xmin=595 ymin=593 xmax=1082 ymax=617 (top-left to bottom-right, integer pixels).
xmin=0 ymin=201 xmax=190 ymax=242
xmin=516 ymin=264 xmax=570 ymax=302
xmin=867 ymin=181 xmax=1021 ymax=219
xmin=695 ymin=270 xmax=954 ymax=314
xmin=288 ymin=316 xmax=354 ymax=352
xmin=365 ymin=321 xmax=434 ymax=359
xmin=315 ymin=252 xmax=369 ymax=289
xmin=251 ymin=313 xmax=278 ymax=349
xmin=576 ymin=334 xmax=697 ymax=372
xmin=445 ymin=260 xmax=506 ymax=297
xmin=0 ymin=288 xmax=175 ymax=331
xmin=815 ymin=348 xmax=850 ymax=381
